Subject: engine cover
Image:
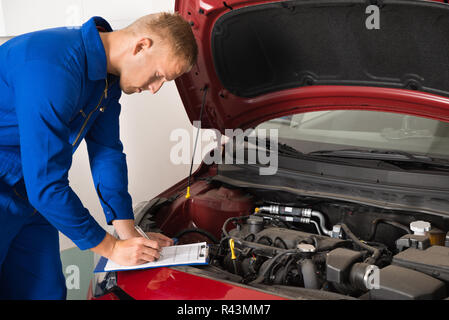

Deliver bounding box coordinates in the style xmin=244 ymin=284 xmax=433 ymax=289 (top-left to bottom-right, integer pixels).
xmin=230 ymin=226 xmax=347 ymax=250
xmin=369 ymin=265 xmax=447 ymax=300
xmin=392 ymin=246 xmax=449 ymax=282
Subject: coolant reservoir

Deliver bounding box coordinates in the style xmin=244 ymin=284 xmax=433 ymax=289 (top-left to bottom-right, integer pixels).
xmin=409 ymin=221 xmax=445 ymax=246
xmin=396 ymin=221 xmax=431 ymax=251
xmin=189 ymin=186 xmax=254 ymax=240
xmin=410 ymin=221 xmax=431 ymax=236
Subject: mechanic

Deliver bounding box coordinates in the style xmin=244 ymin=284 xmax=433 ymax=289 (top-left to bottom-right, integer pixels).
xmin=0 ymin=12 xmax=198 ymax=299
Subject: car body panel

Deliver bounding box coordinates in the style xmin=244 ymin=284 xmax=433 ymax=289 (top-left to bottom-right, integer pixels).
xmin=90 ymin=0 xmax=449 ymax=300
xmin=175 ymin=0 xmax=449 ymax=132
xmin=114 ymin=267 xmax=287 ymax=300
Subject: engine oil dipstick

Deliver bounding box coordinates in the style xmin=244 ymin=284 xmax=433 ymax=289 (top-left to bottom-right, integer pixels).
xmin=229 ymin=238 xmax=238 ymax=274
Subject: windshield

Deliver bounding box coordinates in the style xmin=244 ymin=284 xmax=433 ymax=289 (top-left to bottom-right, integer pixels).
xmin=255 ymin=110 xmax=449 ymax=160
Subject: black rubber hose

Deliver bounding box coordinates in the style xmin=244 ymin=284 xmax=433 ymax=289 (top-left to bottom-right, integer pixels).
xmin=308 ymin=235 xmax=352 ymax=252
xmin=300 ymin=259 xmax=320 ymax=289
xmin=222 ymin=215 xmax=252 ymax=238
xmin=340 ymin=223 xmax=381 ymax=265
xmin=249 ymin=249 xmax=299 ymax=285
xmin=174 ymin=228 xmax=220 ymax=244
xmin=368 ymin=218 xmax=411 ymax=241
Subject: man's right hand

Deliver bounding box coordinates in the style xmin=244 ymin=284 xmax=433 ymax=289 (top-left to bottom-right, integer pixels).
xmin=91 ymin=232 xmax=161 ymax=266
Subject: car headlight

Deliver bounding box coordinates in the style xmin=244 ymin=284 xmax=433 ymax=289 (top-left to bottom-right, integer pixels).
xmin=91 ymin=267 xmax=117 ymax=298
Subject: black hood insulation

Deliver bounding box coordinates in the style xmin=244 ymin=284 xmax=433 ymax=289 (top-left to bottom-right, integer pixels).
xmin=212 ymin=0 xmax=449 ymax=98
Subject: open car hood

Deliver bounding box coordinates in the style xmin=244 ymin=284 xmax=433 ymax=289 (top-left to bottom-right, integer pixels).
xmin=175 ymin=0 xmax=449 ymax=132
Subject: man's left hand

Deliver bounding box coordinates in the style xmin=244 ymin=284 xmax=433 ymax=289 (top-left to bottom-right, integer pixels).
xmin=146 ymin=232 xmax=174 ymax=247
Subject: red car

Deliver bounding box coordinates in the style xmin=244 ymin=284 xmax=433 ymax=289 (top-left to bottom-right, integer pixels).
xmin=89 ymin=0 xmax=449 ymax=300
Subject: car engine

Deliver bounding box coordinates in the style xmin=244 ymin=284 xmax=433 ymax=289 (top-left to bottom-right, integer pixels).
xmin=138 ymin=183 xmax=449 ymax=300
xmin=211 ymin=205 xmax=449 ymax=300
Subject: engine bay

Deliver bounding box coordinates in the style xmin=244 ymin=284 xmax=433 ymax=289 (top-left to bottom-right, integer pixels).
xmin=139 ymin=181 xmax=449 ymax=300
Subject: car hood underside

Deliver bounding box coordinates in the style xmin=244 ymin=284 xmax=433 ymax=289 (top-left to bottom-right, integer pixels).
xmin=175 ymin=0 xmax=449 ymax=130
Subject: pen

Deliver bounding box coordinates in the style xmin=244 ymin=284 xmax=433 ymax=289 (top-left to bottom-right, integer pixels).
xmin=134 ymin=225 xmax=150 ymax=240
xmin=134 ymin=225 xmax=163 ymax=259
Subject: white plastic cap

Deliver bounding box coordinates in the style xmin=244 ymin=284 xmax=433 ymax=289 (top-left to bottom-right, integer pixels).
xmin=410 ymin=221 xmax=431 ymax=236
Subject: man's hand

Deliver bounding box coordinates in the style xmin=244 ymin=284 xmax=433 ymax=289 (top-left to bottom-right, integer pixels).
xmin=90 ymin=232 xmax=161 ymax=266
xmin=146 ymin=232 xmax=174 ymax=247
xmin=112 ymin=220 xmax=174 ymax=247
xmin=91 ymin=220 xmax=175 ymax=266
xmin=110 ymin=237 xmax=161 ymax=266
xmin=113 ymin=219 xmax=174 ymax=246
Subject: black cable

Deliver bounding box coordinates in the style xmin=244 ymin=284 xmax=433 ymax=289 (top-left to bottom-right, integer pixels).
xmin=340 ymin=223 xmax=381 ymax=265
xmin=173 ymin=228 xmax=219 ymax=244
xmin=249 ymin=250 xmax=299 ymax=285
xmin=368 ymin=218 xmax=411 ymax=241
xmin=308 ymin=235 xmax=352 ymax=252
xmin=222 ymin=215 xmax=252 ymax=238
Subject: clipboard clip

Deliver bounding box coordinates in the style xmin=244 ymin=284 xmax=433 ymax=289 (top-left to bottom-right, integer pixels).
xmin=199 ymin=244 xmax=209 ymax=258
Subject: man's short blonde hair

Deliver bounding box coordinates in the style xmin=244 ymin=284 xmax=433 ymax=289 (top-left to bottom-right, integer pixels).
xmin=126 ymin=12 xmax=198 ymax=67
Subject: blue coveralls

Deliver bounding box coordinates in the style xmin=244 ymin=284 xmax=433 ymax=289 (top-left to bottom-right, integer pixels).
xmin=0 ymin=17 xmax=134 ymax=299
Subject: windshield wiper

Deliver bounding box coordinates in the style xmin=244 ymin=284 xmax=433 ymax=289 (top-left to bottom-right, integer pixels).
xmin=308 ymin=149 xmax=449 ymax=169
xmin=243 ymin=136 xmax=304 ymax=157
xmin=242 ymin=137 xmax=382 ymax=167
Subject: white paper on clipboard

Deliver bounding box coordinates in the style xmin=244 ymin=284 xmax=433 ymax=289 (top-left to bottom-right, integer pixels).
xmin=94 ymin=242 xmax=209 ymax=273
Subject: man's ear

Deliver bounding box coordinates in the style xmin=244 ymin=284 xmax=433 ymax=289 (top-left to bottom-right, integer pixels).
xmin=133 ymin=38 xmax=153 ymax=56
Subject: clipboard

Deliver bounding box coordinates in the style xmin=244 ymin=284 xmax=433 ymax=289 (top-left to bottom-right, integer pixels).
xmin=94 ymin=242 xmax=209 ymax=273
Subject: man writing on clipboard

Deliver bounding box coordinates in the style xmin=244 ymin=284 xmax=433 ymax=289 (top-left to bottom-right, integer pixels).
xmin=0 ymin=12 xmax=198 ymax=299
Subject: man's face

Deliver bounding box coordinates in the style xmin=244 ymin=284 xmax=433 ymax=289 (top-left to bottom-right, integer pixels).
xmin=120 ymin=37 xmax=190 ymax=95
